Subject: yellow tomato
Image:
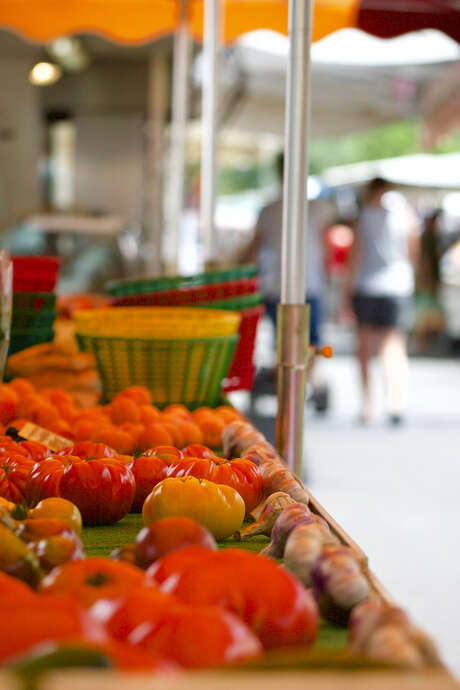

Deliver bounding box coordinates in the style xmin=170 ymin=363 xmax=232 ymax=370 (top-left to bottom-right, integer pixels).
xmin=0 ymin=496 xmax=15 ymax=513
xmin=28 ymin=498 xmax=82 ymax=535
xmin=142 ymin=476 xmax=245 ymax=540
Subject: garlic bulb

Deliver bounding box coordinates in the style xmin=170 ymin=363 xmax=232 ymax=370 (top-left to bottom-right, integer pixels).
xmin=284 ymin=522 xmax=338 ymax=586
xmin=260 ymin=503 xmax=314 ymax=558
xmin=310 ymin=545 xmax=370 ymax=625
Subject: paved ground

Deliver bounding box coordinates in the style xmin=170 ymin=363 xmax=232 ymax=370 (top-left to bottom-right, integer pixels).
xmin=237 ymin=352 xmax=460 ymax=674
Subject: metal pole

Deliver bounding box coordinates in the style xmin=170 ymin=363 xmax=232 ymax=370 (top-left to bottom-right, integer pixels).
xmin=276 ymin=0 xmax=313 ymax=476
xmin=167 ymin=0 xmax=190 ymax=274
xmin=200 ymin=0 xmax=220 ymax=265
xmin=146 ymin=50 xmax=168 ymax=276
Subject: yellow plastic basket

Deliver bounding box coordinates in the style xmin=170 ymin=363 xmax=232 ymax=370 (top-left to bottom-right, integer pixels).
xmin=74 ymin=307 xmax=240 ymax=406
xmin=73 ymin=307 xmax=240 ymax=339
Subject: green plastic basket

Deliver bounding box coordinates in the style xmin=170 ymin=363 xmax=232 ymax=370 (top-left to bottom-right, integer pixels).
xmin=76 ymin=333 xmax=238 ymax=407
xmin=200 ymin=293 xmax=263 ymax=310
xmin=107 ymin=265 xmax=258 ymax=297
xmin=9 ymin=328 xmax=55 ymax=355
xmin=13 ymin=292 xmax=56 ymax=311
xmin=12 ymin=308 xmax=56 ymax=330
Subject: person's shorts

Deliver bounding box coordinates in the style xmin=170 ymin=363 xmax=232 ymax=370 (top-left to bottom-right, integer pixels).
xmin=264 ymin=296 xmax=322 ymax=346
xmin=352 ymin=294 xmax=412 ymax=330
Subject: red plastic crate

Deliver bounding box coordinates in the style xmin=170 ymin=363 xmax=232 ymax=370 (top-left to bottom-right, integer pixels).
xmin=223 ymin=305 xmax=265 ymax=393
xmin=12 ymin=256 xmax=60 ymax=293
xmin=111 ymin=277 xmax=260 ymax=307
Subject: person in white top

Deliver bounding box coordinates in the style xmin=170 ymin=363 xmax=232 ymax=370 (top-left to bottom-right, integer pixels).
xmin=247 ymin=153 xmax=326 ymax=348
xmin=345 ymin=178 xmax=420 ymax=425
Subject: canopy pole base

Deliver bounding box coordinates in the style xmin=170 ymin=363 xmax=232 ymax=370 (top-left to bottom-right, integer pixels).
xmin=276 ymin=303 xmax=310 ymax=477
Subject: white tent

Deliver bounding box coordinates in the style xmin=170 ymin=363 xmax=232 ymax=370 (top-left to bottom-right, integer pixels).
xmin=322 ymin=151 xmax=460 ymax=189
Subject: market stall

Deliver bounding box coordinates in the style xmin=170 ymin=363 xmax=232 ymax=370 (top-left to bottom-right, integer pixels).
xmin=0 ymin=1 xmax=459 ymax=688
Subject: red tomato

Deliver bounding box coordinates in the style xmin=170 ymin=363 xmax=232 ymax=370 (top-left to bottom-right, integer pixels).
xmin=135 ymin=517 xmax=217 ymax=569
xmin=182 ymin=445 xmax=216 ymax=458
xmin=57 ymin=442 xmax=117 ymax=459
xmin=18 ymin=441 xmax=50 ymax=461
xmin=141 ymin=446 xmax=183 ymax=464
xmin=59 ymin=458 xmax=135 ymax=525
xmin=26 ymin=455 xmax=83 ymax=507
xmin=157 ymin=548 xmax=319 ymax=649
xmin=0 ymin=593 xmax=106 ymax=662
xmin=146 ymin=545 xmax=215 ymax=586
xmin=166 ymin=457 xmax=262 ymax=513
xmin=0 ymin=454 xmax=37 ymax=503
xmin=93 ymin=640 xmax=175 ymax=671
xmin=0 ymin=437 xmax=19 ymax=456
xmin=0 ymin=571 xmax=37 ymax=603
xmin=91 ymin=588 xmax=179 ymax=642
xmin=129 ymin=456 xmax=168 ymax=512
xmin=0 ymin=439 xmax=49 ymax=462
xmin=130 ymin=605 xmax=262 ymax=668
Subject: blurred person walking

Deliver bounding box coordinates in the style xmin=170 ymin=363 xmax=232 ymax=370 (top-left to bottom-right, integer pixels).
xmin=345 ymin=178 xmax=420 ymax=425
xmin=242 ymin=153 xmax=329 ymax=409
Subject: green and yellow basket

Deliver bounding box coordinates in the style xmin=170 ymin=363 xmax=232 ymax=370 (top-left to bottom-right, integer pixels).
xmin=74 ymin=307 xmax=240 ymax=407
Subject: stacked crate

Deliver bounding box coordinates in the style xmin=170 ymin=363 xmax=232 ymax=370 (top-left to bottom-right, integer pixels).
xmin=10 ymin=257 xmax=60 ymax=355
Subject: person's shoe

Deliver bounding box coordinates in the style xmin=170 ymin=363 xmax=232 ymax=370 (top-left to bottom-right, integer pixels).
xmin=389 ymin=413 xmax=404 ymax=427
xmin=313 ymin=384 xmax=330 ymax=413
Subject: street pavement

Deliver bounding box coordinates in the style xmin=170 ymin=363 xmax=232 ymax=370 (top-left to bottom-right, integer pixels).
xmin=239 ymin=352 xmax=460 ymax=674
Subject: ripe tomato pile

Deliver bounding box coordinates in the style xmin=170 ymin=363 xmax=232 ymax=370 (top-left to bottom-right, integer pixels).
xmin=0 ymin=379 xmax=240 ymax=453
xmin=0 ymin=512 xmax=319 ymax=670
xmin=0 ymin=431 xmax=263 ymax=527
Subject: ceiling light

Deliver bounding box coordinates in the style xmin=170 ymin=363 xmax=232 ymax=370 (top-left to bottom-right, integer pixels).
xmin=29 ymin=61 xmax=62 ymax=86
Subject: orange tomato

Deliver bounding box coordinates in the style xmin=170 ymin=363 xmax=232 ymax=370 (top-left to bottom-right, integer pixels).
xmin=119 ymin=386 xmax=152 ymax=406
xmin=215 ymin=406 xmax=242 ymax=424
xmin=0 ymin=593 xmax=106 ymax=662
xmin=74 ymin=418 xmax=98 ymax=442
xmin=9 ymin=378 xmax=36 ymax=397
xmin=162 ymin=404 xmax=192 ymax=420
xmin=139 ymin=405 xmax=161 ymax=426
xmin=165 ymin=418 xmax=204 ymax=446
xmin=110 ymin=397 xmax=141 ymax=425
xmin=191 ymin=410 xmax=226 ymax=447
xmin=137 ymin=424 xmax=174 ymax=451
xmin=160 ymin=420 xmax=185 ymax=449
xmin=28 ymin=497 xmax=83 ymax=535
xmin=41 ymin=389 xmax=74 ymax=409
xmin=0 ymin=392 xmax=17 ymax=425
xmin=91 ymin=426 xmax=134 ymax=455
xmin=40 ymin=557 xmax=145 ymax=607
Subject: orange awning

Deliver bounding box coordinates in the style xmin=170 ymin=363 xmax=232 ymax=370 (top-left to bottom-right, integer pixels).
xmin=1 ymin=0 xmax=458 ymax=46
xmin=0 ymin=0 xmax=359 ymax=45
xmin=188 ymin=0 xmax=359 ymax=44
xmin=0 ymin=0 xmax=179 ymax=45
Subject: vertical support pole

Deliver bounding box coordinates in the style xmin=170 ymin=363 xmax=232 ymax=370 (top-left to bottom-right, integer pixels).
xmin=166 ymin=0 xmax=190 ymax=274
xmin=200 ymin=0 xmax=220 ymax=265
xmin=146 ymin=49 xmax=168 ymax=276
xmin=276 ymin=0 xmax=313 ymax=476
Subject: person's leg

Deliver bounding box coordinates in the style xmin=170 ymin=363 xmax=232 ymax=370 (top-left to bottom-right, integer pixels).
xmin=264 ymin=299 xmax=278 ymax=330
xmin=379 ymin=327 xmax=409 ymax=421
xmin=306 ymin=296 xmax=320 ymax=386
xmin=357 ymin=325 xmax=374 ymax=423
